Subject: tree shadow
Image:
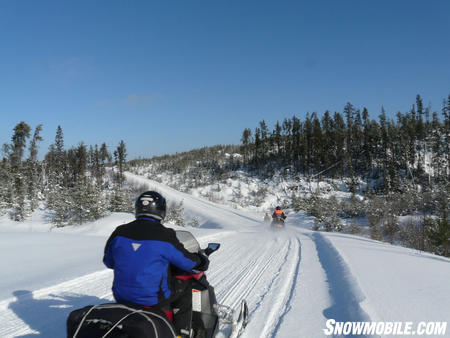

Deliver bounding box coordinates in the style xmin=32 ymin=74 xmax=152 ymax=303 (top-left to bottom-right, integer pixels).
xmin=9 ymin=290 xmax=111 ymax=337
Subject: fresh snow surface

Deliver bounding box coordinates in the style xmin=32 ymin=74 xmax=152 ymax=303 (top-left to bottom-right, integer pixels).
xmin=0 ymin=173 xmax=449 ymax=337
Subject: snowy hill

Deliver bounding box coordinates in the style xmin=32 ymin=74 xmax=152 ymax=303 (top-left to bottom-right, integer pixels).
xmin=0 ymin=173 xmax=449 ymax=337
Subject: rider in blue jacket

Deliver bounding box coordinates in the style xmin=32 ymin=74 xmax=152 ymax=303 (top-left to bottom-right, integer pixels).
xmin=103 ymin=191 xmax=209 ymax=333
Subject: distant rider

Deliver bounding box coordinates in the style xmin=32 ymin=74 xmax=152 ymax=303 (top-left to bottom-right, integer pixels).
xmin=103 ymin=191 xmax=209 ymax=335
xmin=264 ymin=213 xmax=271 ymax=222
xmin=272 ymin=206 xmax=287 ymax=223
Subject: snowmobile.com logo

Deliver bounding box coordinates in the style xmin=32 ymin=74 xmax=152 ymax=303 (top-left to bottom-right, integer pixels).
xmin=323 ymin=319 xmax=447 ymax=336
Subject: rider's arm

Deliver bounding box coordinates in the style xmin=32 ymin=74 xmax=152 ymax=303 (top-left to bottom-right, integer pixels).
xmin=163 ymin=230 xmax=202 ymax=271
xmin=103 ymin=229 xmax=118 ymax=269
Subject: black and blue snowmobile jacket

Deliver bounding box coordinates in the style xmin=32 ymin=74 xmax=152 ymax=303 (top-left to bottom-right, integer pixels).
xmin=103 ymin=217 xmax=201 ymax=306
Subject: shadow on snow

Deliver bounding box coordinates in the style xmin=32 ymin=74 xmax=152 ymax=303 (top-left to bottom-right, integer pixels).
xmin=9 ymin=290 xmax=110 ymax=337
xmin=309 ymin=232 xmax=374 ymax=338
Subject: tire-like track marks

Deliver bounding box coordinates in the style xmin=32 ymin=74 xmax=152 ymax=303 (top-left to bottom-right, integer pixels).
xmin=258 ymin=237 xmax=301 ymax=338
xmin=270 ymin=237 xmax=302 ymax=337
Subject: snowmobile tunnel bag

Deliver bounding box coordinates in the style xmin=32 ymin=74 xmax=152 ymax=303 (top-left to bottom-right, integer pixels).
xmin=67 ymin=303 xmax=177 ymax=338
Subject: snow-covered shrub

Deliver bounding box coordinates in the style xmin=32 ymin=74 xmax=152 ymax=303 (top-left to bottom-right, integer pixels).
xmin=166 ymin=200 xmax=185 ymax=227
xmin=339 ymin=194 xmax=365 ymax=218
xmin=346 ymin=219 xmax=360 ymax=234
xmin=188 ymin=217 xmax=200 ymax=228
xmin=382 ymin=212 xmax=400 ymax=244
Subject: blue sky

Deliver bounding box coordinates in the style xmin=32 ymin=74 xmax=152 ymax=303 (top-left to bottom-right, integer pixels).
xmin=1 ymin=1 xmax=449 ymax=160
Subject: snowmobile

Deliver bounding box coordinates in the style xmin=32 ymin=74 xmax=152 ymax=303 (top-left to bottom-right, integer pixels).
xmin=67 ymin=230 xmax=248 ymax=338
xmin=270 ymin=214 xmax=285 ymax=230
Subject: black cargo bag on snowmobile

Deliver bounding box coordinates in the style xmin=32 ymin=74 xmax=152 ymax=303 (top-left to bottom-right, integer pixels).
xmin=66 ymin=303 xmax=177 ymax=338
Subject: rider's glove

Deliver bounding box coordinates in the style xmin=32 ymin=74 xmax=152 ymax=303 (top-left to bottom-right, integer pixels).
xmin=196 ymin=253 xmax=210 ymax=271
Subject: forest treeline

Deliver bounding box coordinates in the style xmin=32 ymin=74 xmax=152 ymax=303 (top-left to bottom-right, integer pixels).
xmin=241 ymin=95 xmax=449 ymax=186
xmin=0 ymin=123 xmax=135 ymax=226
xmin=128 ymin=95 xmax=449 ymax=256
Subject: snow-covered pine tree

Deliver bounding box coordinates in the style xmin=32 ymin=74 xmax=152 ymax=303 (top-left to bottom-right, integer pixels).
xmin=114 ymin=140 xmax=127 ymax=187
xmin=9 ymin=122 xmax=31 ymax=221
xmin=47 ymin=183 xmax=73 ymax=227
xmin=110 ymin=185 xmax=132 ymax=213
xmin=0 ymin=148 xmax=13 ymax=214
xmin=426 ymin=202 xmax=449 ymax=257
xmin=27 ymin=124 xmax=43 ymax=212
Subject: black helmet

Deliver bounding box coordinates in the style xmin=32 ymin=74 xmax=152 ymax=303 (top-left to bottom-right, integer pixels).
xmin=135 ymin=191 xmax=166 ymax=220
xmin=276 ymin=206 xmax=281 ymax=210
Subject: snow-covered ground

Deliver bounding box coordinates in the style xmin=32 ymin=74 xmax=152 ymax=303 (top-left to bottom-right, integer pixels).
xmin=0 ymin=173 xmax=449 ymax=337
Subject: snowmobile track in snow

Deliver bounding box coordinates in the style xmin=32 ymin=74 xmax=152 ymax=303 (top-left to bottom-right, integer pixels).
xmin=219 ymin=234 xmax=303 ymax=338
xmin=270 ymin=237 xmax=302 ymax=337
xmin=311 ymin=232 xmax=372 ymax=324
xmin=257 ymin=237 xmax=301 ymax=338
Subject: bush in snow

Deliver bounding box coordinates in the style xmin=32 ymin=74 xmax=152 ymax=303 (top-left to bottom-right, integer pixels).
xmin=188 ymin=216 xmax=200 ymax=228
xmin=426 ymin=209 xmax=449 ymax=257
xmin=166 ymin=200 xmax=185 ymax=227
xmin=307 ymin=195 xmax=343 ymax=232
xmin=346 ymin=219 xmax=360 ymax=234
xmin=399 ymin=218 xmax=424 ymax=251
xmin=382 ymin=211 xmax=400 ymax=244
xmin=339 ymin=194 xmax=365 ymax=218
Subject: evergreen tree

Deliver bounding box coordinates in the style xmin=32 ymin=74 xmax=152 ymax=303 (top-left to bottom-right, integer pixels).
xmin=272 ymin=121 xmax=282 ymax=157
xmin=259 ymin=120 xmax=269 ymax=162
xmin=311 ymin=113 xmax=323 ymax=171
xmin=426 ymin=208 xmax=449 ymax=257
xmin=0 ymin=156 xmax=12 ymax=213
xmin=9 ymin=122 xmax=31 ymax=221
xmin=48 ymin=183 xmax=72 ymax=227
xmin=241 ymin=128 xmax=252 ymax=164
xmin=321 ymin=111 xmax=334 ymax=170
xmin=27 ymin=124 xmax=43 ymax=212
xmin=114 ymin=140 xmax=127 ymax=186
xmin=253 ymin=127 xmax=261 ymax=166
xmin=333 ymin=112 xmax=346 ymax=177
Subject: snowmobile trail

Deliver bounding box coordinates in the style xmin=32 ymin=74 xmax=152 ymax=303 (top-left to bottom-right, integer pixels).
xmin=0 ymin=213 xmax=333 ymax=338
xmin=0 ymin=230 xmax=305 ymax=338
xmin=207 ymin=229 xmax=304 ymax=338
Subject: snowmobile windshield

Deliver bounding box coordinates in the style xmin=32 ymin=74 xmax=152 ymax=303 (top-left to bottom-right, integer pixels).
xmin=175 ymin=230 xmax=200 ymax=253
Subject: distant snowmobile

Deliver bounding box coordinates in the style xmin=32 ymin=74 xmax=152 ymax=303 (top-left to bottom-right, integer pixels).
xmin=271 ymin=214 xmax=285 ymax=229
xmin=271 ymin=206 xmax=286 ymax=230
xmin=67 ymin=230 xmax=248 ymax=338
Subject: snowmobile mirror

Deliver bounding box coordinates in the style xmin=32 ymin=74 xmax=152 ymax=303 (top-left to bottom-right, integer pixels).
xmin=205 ymin=243 xmax=220 ymax=256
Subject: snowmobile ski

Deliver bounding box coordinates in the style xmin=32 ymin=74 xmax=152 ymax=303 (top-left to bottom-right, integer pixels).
xmin=215 ymin=299 xmax=248 ymax=338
